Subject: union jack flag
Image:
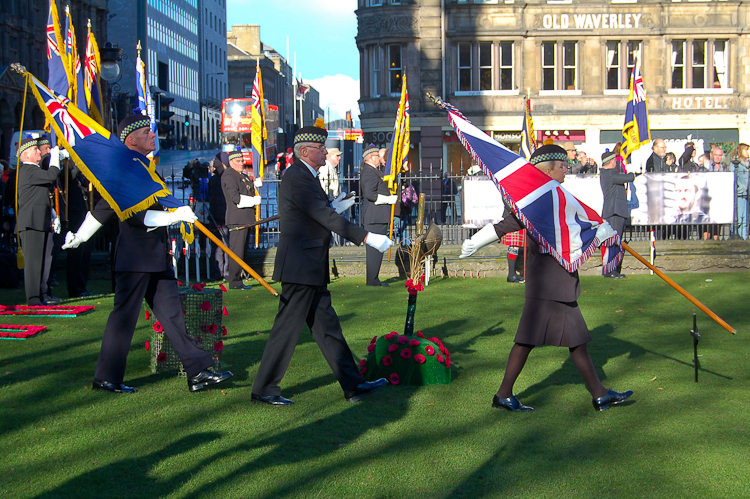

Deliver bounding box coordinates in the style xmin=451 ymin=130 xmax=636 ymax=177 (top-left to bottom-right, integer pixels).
xmin=443 ymin=101 xmax=622 ymax=273
xmin=46 ymin=0 xmax=69 ymax=99
xmin=27 ymin=72 xmax=175 ymax=221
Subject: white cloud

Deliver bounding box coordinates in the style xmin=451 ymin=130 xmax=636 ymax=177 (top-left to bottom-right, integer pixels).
xmin=307 ymin=74 xmax=360 ymax=123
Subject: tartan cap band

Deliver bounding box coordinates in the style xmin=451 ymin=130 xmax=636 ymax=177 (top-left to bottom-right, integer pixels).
xmin=37 ymin=136 xmax=51 ymax=146
xmin=19 ymin=138 xmax=38 ymax=156
xmin=294 ymin=125 xmax=327 ymax=145
xmin=529 ymin=144 xmax=567 ymax=165
xmin=117 ymin=115 xmax=151 ymax=142
xmin=228 ymin=151 xmax=243 ymax=161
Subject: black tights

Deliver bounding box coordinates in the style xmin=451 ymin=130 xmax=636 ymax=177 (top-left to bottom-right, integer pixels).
xmin=497 ymin=343 xmax=607 ymax=399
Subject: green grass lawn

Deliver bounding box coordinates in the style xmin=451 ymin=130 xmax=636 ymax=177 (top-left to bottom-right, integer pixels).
xmin=1 ymin=272 xmax=749 ymax=498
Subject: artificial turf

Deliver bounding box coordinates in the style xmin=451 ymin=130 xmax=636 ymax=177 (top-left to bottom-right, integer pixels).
xmin=1 ymin=272 xmax=748 ymax=498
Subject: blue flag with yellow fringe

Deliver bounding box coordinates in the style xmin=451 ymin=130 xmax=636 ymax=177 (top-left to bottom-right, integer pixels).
xmin=26 ymin=71 xmax=177 ymax=221
xmin=621 ymin=55 xmax=650 ymax=160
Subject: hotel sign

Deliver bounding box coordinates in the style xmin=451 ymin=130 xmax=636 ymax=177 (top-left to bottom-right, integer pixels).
xmin=541 ymin=13 xmax=643 ymax=30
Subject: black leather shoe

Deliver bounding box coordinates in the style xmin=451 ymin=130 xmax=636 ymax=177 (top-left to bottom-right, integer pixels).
xmin=251 ymin=393 xmax=294 ymax=405
xmin=507 ymin=274 xmax=525 ymax=283
xmin=379 ymin=282 xmax=390 ymax=287
xmin=43 ymin=294 xmax=62 ymax=304
xmin=492 ymin=394 xmax=534 ymax=411
xmin=229 ymin=284 xmax=252 ymax=290
xmin=77 ymin=291 xmax=95 ymax=297
xmin=345 ymin=378 xmax=387 ymax=402
xmin=604 ymin=272 xmax=625 ymax=279
xmin=188 ymin=370 xmax=233 ymax=392
xmin=593 ymin=388 xmax=634 ymax=411
xmin=92 ymin=379 xmax=137 ymax=393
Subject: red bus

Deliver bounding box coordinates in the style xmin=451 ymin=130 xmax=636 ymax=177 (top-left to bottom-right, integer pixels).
xmin=220 ymin=98 xmax=279 ymax=166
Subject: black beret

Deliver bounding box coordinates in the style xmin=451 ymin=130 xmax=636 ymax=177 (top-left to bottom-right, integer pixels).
xmin=601 ymin=151 xmax=617 ymax=164
xmin=530 ymin=144 xmax=567 ymax=165
xmin=18 ymin=137 xmax=38 ymax=156
xmin=117 ymin=114 xmax=151 ymax=143
xmin=294 ymin=125 xmax=327 ymax=145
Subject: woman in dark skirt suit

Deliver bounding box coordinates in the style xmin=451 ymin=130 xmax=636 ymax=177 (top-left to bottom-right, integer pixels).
xmin=460 ymin=145 xmax=633 ymax=412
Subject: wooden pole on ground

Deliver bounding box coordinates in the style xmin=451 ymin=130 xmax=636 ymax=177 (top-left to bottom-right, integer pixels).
xmin=623 ymin=242 xmax=735 ymax=335
xmin=193 ymin=220 xmax=278 ymax=297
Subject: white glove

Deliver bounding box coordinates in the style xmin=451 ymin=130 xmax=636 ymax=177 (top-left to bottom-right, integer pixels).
xmin=143 ymin=206 xmax=197 ymax=227
xmin=365 ymin=232 xmax=393 ymax=253
xmin=331 ymin=192 xmax=355 ymax=214
xmin=253 ymin=177 xmax=263 ymax=188
xmin=460 ymin=223 xmax=500 ymax=258
xmin=374 ymin=194 xmax=398 ymax=205
xmin=53 ymin=217 xmax=61 ymax=234
xmin=238 ymin=195 xmax=261 ymax=208
xmin=62 ymin=212 xmax=102 ymax=249
xmin=59 ymin=148 xmax=70 ymax=160
xmin=49 ymin=146 xmax=61 ymax=169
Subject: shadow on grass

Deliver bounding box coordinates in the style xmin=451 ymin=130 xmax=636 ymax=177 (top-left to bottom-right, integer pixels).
xmin=179 ymin=392 xmax=414 ymax=499
xmin=32 ymin=432 xmax=223 ymax=499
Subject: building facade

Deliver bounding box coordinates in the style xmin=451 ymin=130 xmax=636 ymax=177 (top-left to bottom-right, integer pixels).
xmin=0 ymin=0 xmax=107 ymax=160
xmin=198 ymin=0 xmax=228 ymax=149
xmin=227 ymin=24 xmax=322 ymax=155
xmin=108 ymin=0 xmax=200 ymax=149
xmin=356 ymin=0 xmax=750 ymax=175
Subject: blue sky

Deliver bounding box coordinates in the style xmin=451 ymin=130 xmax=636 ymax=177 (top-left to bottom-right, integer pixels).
xmin=226 ymin=0 xmax=359 ymax=80
xmin=226 ymin=0 xmax=361 ymax=121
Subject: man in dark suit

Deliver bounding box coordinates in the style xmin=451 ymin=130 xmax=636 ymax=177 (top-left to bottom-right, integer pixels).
xmin=221 ymin=150 xmax=260 ymax=289
xmin=62 ymin=115 xmax=232 ymax=393
xmin=251 ymin=124 xmax=391 ymax=406
xmin=208 ymin=153 xmax=229 ymax=281
xmin=460 ymin=145 xmax=633 ymax=412
xmin=360 ymin=145 xmax=396 ymax=286
xmin=16 ymin=138 xmax=61 ymax=305
xmin=599 ymin=150 xmax=636 ymax=278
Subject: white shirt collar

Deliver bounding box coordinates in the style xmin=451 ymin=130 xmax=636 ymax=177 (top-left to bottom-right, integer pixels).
xmin=301 ymin=159 xmax=318 ymax=178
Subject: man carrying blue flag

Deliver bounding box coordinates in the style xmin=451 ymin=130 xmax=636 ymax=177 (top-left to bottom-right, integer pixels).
xmin=62 ymin=115 xmax=233 ymax=393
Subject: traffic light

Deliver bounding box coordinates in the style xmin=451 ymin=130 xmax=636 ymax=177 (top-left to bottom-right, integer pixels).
xmin=157 ymin=93 xmax=175 ymax=137
xmin=184 ymin=115 xmax=190 ymax=127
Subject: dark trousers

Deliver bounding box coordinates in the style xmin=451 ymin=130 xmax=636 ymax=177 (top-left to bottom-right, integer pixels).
xmin=252 ymin=283 xmax=364 ymax=397
xmin=209 ymin=225 xmax=229 ymax=280
xmin=94 ymin=270 xmax=212 ymax=384
xmin=606 ymin=215 xmax=627 ymax=273
xmin=66 ymin=240 xmax=92 ymax=296
xmin=20 ymin=229 xmax=50 ymax=305
xmin=364 ymin=222 xmax=388 ymax=286
xmin=227 ymin=227 xmax=249 ymax=288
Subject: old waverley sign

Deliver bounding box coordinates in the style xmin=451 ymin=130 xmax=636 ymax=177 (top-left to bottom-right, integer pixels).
xmin=541 ymin=13 xmax=643 ymax=30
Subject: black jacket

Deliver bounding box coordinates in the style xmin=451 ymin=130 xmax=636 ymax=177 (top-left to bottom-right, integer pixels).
xmin=600 ymin=167 xmax=635 ymax=218
xmin=208 ymin=169 xmax=226 ymax=224
xmin=273 ymin=160 xmax=367 ymax=286
xmin=17 ymin=162 xmax=59 ymax=231
xmin=360 ymin=163 xmax=391 ymax=226
xmin=221 ymin=167 xmax=256 ymax=226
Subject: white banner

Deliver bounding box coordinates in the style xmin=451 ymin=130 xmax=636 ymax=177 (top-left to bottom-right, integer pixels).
xmin=462 ymin=173 xmax=734 ymax=227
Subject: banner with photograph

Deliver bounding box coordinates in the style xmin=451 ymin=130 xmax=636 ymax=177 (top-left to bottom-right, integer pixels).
xmin=468 ymin=173 xmax=735 ymax=227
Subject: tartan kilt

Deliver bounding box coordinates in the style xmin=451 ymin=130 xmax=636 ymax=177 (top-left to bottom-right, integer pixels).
xmin=501 ymin=230 xmax=525 ymax=247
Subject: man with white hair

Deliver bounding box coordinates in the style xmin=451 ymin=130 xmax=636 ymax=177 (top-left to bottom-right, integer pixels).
xmin=360 ymin=144 xmax=397 ymax=286
xmin=319 ymin=147 xmax=342 ymax=199
xmin=251 ymin=125 xmax=391 ymax=405
xmin=16 ymin=138 xmax=61 ymax=305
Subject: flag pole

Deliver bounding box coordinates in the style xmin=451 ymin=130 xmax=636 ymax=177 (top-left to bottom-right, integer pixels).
xmin=194 ymin=220 xmax=278 ymax=297
xmin=622 ymin=242 xmax=735 ymax=334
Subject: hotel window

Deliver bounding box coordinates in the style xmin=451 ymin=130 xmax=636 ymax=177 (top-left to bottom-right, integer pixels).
xmin=458 ymin=42 xmax=472 ymax=91
xmin=606 ymin=40 xmax=642 ymax=89
xmin=499 ymin=41 xmax=513 ymax=90
xmin=542 ymin=41 xmax=577 ymax=90
xmin=479 ymin=42 xmax=492 ymax=91
xmin=388 ymin=44 xmax=402 ymax=94
xmin=671 ymin=39 xmax=729 ymax=89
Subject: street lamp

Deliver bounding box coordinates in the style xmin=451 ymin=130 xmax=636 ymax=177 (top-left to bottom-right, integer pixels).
xmin=100 ymin=42 xmax=123 ymax=82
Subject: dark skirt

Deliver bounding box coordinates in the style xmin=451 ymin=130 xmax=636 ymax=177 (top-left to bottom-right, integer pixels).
xmin=515 ymin=297 xmax=591 ymax=348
